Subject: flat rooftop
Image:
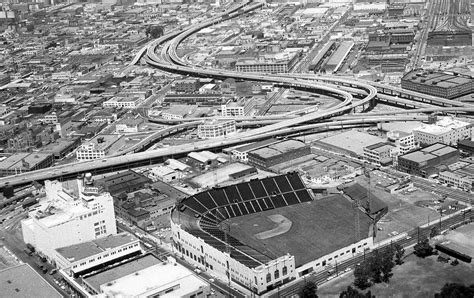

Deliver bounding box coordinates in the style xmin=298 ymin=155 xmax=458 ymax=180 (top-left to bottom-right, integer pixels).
xmin=79 ymin=134 xmax=123 ymax=151
xmin=250 ymin=139 xmax=307 ymax=159
xmin=56 ymin=232 xmax=138 ymax=262
xmin=99 ymin=259 xmax=209 ymax=297
xmin=318 ymin=130 xmax=385 ymax=156
xmin=414 ymin=117 xmax=471 ymax=136
xmin=0 ymin=152 xmax=52 ymax=171
xmin=228 ymin=194 xmax=372 ymax=267
xmin=83 ymin=254 xmax=162 ymax=292
xmin=0 ymin=264 xmax=62 ymax=298
xmin=403 ymin=70 xmax=472 ymax=88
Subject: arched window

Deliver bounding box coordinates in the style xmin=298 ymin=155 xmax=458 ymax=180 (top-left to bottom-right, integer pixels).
xmin=266 ymin=273 xmax=271 ymax=283
xmin=282 ymin=266 xmax=288 ymax=275
xmin=274 ymin=269 xmax=280 ymax=279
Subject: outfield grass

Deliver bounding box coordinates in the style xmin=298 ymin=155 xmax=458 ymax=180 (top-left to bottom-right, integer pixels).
xmin=228 ymin=195 xmax=372 ymax=267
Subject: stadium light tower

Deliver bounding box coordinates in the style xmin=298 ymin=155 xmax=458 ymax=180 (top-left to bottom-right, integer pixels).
xmin=222 ymin=220 xmax=232 ymax=298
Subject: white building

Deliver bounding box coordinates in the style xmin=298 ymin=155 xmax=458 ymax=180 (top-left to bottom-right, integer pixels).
xmin=76 ymin=134 xmax=124 ymax=161
xmin=161 ymin=105 xmax=197 ymax=120
xmin=363 ymin=142 xmax=397 ymax=165
xmin=221 ymin=99 xmax=255 ymax=117
xmin=439 ymin=171 xmax=473 ymax=191
xmin=82 ymin=254 xmax=211 ymax=297
xmin=21 ymin=177 xmax=117 ymax=262
xmin=103 ymin=96 xmax=145 ymax=109
xmin=54 ymin=232 xmax=141 ymax=277
xmin=413 ymin=117 xmax=472 ymax=147
xmin=387 ymin=130 xmax=416 ymax=155
xmin=197 ymin=119 xmax=236 ymax=139
xmin=150 ymin=166 xmax=180 ymax=182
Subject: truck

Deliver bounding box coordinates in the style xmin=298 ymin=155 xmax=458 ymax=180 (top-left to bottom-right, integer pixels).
xmin=26 ymin=243 xmax=35 ymax=253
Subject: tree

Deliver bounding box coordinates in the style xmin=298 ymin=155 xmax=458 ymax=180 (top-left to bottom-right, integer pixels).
xmin=298 ymin=281 xmax=318 ymax=298
xmin=434 ymin=283 xmax=474 ymax=298
xmin=379 ymin=249 xmax=395 ymax=283
xmin=413 ymin=239 xmax=434 ymax=258
xmin=339 ymin=286 xmax=374 ymax=298
xmin=146 ymin=25 xmax=163 ymax=39
xmin=353 ymin=263 xmax=371 ymax=290
xmin=393 ymin=243 xmax=405 ymax=265
xmin=430 ymin=227 xmax=439 ymax=238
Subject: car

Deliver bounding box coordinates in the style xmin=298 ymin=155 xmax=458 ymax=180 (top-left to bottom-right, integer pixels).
xmin=345 ymin=268 xmax=352 ymax=272
xmin=194 ymin=268 xmax=202 ymax=274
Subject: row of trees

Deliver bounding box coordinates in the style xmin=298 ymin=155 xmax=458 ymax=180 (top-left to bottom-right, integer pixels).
xmin=353 ymin=243 xmax=405 ymax=290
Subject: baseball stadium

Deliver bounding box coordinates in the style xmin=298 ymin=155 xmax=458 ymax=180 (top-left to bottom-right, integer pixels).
xmin=170 ymin=172 xmax=377 ymax=295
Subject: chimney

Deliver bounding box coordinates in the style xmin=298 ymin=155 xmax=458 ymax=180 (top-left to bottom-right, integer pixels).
xmin=77 ymin=174 xmax=84 ymax=195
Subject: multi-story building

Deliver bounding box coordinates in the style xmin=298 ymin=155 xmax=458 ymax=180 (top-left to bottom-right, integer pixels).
xmin=76 ymin=134 xmax=125 ymax=161
xmin=413 ymin=117 xmax=472 ymax=147
xmin=235 ymin=50 xmax=300 ymax=74
xmin=21 ymin=177 xmax=117 ymax=262
xmin=172 ymin=78 xmax=200 ymax=93
xmin=387 ymin=130 xmax=416 ymax=155
xmin=397 ymin=143 xmax=459 ymax=177
xmin=54 ymin=232 xmax=142 ymax=277
xmin=363 ymin=142 xmax=397 ymax=165
xmin=102 ymin=96 xmax=145 ymax=109
xmin=197 ymin=120 xmax=236 ymax=139
xmin=161 ymin=105 xmax=197 ymax=120
xmin=221 ymin=99 xmax=255 ymax=117
xmin=81 ymin=254 xmax=211 ymax=297
xmin=163 ymin=94 xmax=226 ymax=106
xmin=248 ymin=139 xmax=311 ymax=169
xmin=438 ymin=171 xmax=473 ymax=191
xmin=0 ymin=152 xmax=54 ymax=177
xmin=401 ymin=70 xmax=473 ymax=99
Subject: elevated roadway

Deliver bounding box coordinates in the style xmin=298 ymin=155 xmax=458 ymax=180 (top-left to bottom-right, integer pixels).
xmin=0 ymin=115 xmax=429 ymax=189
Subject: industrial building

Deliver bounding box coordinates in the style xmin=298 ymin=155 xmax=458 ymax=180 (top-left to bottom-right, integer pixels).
xmin=235 ymin=50 xmax=300 ymax=73
xmin=0 ymin=264 xmax=62 ymax=298
xmin=163 ymin=94 xmax=226 ymax=106
xmin=401 ymin=70 xmax=473 ymax=99
xmin=363 ymin=142 xmax=397 ymax=166
xmin=54 ymin=232 xmax=142 ymax=277
xmin=323 ymin=41 xmax=354 ymax=73
xmin=221 ymin=98 xmax=255 ymax=117
xmin=197 ymin=119 xmax=236 ymax=139
xmin=171 ymin=173 xmax=374 ymax=295
xmin=82 ymin=254 xmax=211 ymax=297
xmin=413 ymin=117 xmax=472 ymax=147
xmin=21 ymin=177 xmax=117 ymax=262
xmin=0 ymin=152 xmax=54 ymax=177
xmin=387 ymin=130 xmax=417 ymax=155
xmin=397 ymin=143 xmax=459 ymax=177
xmin=248 ymin=139 xmax=311 ymax=169
xmin=76 ymin=134 xmax=125 ymax=161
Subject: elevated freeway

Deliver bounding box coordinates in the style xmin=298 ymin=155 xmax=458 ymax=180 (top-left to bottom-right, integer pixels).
xmin=1 ymin=0 xmax=472 ymax=189
xmin=0 ymin=115 xmax=431 ymax=189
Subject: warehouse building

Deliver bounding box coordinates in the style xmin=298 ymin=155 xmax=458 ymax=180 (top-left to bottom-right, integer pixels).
xmin=401 ymin=70 xmax=473 ymax=99
xmin=413 ymin=117 xmax=472 ymax=147
xmin=397 ymin=143 xmax=459 ymax=177
xmin=248 ymin=139 xmax=311 ymax=169
xmin=197 ymin=119 xmax=236 ymax=139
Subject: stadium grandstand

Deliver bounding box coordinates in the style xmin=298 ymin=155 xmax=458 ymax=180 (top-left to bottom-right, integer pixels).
xmin=171 ymin=172 xmax=376 ymax=295
xmin=341 ymin=182 xmax=388 ymax=219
